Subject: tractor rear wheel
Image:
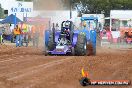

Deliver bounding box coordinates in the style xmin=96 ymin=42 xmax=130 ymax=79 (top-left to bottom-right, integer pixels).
xmin=45 ymin=31 xmax=55 ymax=56
xmin=47 ymin=32 xmax=55 ymax=51
xmin=75 ymin=33 xmax=87 ymax=56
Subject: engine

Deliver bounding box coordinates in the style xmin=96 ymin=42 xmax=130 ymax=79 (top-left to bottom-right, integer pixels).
xmin=57 ymin=34 xmax=68 ymax=46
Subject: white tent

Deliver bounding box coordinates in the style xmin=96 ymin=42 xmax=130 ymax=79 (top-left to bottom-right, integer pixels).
xmin=110 ymin=10 xmax=132 ymax=38
xmin=110 ymin=10 xmax=132 ymax=19
xmin=110 ymin=10 xmax=132 ymax=30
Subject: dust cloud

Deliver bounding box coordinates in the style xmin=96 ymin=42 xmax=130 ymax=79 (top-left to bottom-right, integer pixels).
xmin=33 ymin=0 xmax=70 ymax=49
xmin=34 ymin=0 xmax=70 ymax=10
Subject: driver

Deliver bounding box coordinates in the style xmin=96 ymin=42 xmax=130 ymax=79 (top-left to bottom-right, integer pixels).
xmin=65 ymin=22 xmax=70 ymax=31
xmin=64 ymin=22 xmax=70 ymax=41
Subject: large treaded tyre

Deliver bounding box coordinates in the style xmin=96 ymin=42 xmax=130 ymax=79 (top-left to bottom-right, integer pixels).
xmin=75 ymin=33 xmax=87 ymax=56
xmin=47 ymin=32 xmax=55 ymax=51
xmin=45 ymin=32 xmax=55 ymax=56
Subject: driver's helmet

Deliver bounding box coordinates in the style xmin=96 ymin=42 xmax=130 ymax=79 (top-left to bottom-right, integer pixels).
xmin=63 ymin=22 xmax=70 ymax=33
xmin=65 ymin=22 xmax=69 ymax=28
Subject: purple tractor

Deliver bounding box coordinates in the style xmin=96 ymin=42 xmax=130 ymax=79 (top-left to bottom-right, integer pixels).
xmin=45 ymin=19 xmax=96 ymax=56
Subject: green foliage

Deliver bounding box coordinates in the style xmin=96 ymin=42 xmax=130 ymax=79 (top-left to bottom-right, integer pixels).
xmin=72 ymin=0 xmax=132 ymax=16
xmin=0 ymin=4 xmax=4 ymax=18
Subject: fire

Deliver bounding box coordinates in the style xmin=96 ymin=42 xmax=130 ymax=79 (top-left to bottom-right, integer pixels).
xmin=81 ymin=68 xmax=89 ymax=77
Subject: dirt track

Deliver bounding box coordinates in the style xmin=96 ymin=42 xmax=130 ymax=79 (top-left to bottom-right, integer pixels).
xmin=0 ymin=45 xmax=131 ymax=88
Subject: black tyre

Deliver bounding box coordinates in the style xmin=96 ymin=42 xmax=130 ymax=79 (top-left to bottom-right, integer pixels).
xmin=80 ymin=77 xmax=91 ymax=86
xmin=75 ymin=33 xmax=87 ymax=56
xmin=47 ymin=32 xmax=55 ymax=51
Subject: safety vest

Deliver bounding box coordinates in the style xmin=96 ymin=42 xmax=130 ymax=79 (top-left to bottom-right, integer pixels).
xmin=0 ymin=33 xmax=3 ymax=42
xmin=22 ymin=24 xmax=28 ymax=34
xmin=14 ymin=28 xmax=21 ymax=35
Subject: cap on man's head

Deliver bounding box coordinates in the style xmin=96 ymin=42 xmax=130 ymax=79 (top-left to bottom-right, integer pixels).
xmin=83 ymin=21 xmax=87 ymax=27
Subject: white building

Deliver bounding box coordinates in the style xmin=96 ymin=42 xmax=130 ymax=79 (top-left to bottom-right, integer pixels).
xmin=0 ymin=0 xmax=34 ymax=21
xmin=110 ymin=10 xmax=132 ymax=38
xmin=0 ymin=0 xmax=78 ymax=30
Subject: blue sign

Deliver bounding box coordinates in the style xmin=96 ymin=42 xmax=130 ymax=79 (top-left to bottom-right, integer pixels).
xmin=11 ymin=7 xmax=32 ymax=13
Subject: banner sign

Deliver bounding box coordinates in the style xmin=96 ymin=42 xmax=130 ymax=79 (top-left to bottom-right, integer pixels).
xmin=10 ymin=2 xmax=33 ymax=13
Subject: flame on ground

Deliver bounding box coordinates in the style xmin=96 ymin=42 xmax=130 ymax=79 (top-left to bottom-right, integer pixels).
xmin=81 ymin=68 xmax=89 ymax=78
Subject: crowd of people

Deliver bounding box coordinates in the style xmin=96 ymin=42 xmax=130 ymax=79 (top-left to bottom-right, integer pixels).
xmin=0 ymin=20 xmax=62 ymax=48
xmin=0 ymin=22 xmax=45 ymax=47
xmin=13 ymin=22 xmax=42 ymax=47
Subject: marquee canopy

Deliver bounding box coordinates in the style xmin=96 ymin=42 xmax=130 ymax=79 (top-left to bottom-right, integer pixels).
xmin=1 ymin=14 xmax=22 ymax=24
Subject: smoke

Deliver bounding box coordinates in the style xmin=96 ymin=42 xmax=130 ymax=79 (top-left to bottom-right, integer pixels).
xmin=34 ymin=0 xmax=70 ymax=10
xmin=32 ymin=0 xmax=71 ymax=49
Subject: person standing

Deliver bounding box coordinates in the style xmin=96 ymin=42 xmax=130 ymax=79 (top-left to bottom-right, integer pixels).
xmin=31 ymin=24 xmax=40 ymax=47
xmin=1 ymin=30 xmax=4 ymax=43
xmin=21 ymin=23 xmax=29 ymax=47
xmin=18 ymin=22 xmax=23 ymax=46
xmin=13 ymin=25 xmax=22 ymax=47
xmin=0 ymin=32 xmax=2 ymax=44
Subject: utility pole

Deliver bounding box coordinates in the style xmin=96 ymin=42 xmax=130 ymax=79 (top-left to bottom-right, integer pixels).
xmin=70 ymin=0 xmax=72 ymax=19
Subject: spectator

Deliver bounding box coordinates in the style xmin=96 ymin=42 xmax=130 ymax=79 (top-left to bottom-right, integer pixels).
xmin=21 ymin=23 xmax=29 ymax=47
xmin=0 ymin=33 xmax=3 ymax=44
xmin=13 ymin=25 xmax=22 ymax=47
xmin=31 ymin=24 xmax=40 ymax=47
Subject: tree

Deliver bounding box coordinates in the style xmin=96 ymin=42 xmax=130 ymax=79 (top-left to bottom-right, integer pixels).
xmin=0 ymin=4 xmax=4 ymax=18
xmin=72 ymin=0 xmax=132 ymax=16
